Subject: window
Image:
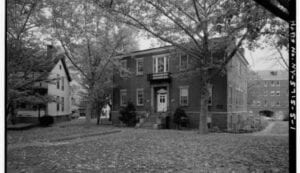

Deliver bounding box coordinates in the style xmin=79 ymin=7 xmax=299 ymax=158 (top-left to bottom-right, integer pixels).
xmin=270 ymin=91 xmax=275 ymax=96
xmin=57 ymin=74 xmax=60 ymax=89
xmin=207 ymin=84 xmax=213 ymax=106
xmin=264 ymin=100 xmax=268 ymax=107
xmin=120 ymin=89 xmax=127 ymax=106
xmin=276 ymin=91 xmax=280 ymax=96
xmin=271 ymin=81 xmax=275 ymax=87
xmin=61 ymin=97 xmax=64 ymax=111
xmin=136 ymin=88 xmax=144 ymax=106
xmin=276 ymin=101 xmax=280 ymax=106
xmin=136 ymin=58 xmax=144 ymax=75
xmin=120 ymin=60 xmax=127 ymax=77
xmin=153 ymin=55 xmax=169 ymax=73
xmin=271 ymin=101 xmax=275 ymax=107
xmin=264 ymin=81 xmax=268 ymax=87
xmin=276 ymin=81 xmax=280 ymax=86
xmin=56 ymin=96 xmax=60 ymax=111
xmin=179 ymin=86 xmax=189 ymax=106
xmin=59 ymin=65 xmax=62 ymax=70
xmin=256 ymin=101 xmax=261 ymax=106
xmin=180 ymin=54 xmax=188 ymax=70
xmin=61 ymin=77 xmax=64 ymax=90
xmin=264 ymin=91 xmax=268 ymax=96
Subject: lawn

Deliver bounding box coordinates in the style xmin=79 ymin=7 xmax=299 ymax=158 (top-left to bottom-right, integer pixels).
xmin=7 ymin=120 xmax=289 ymax=173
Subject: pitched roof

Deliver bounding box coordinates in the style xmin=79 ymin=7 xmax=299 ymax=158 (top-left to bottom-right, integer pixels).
xmin=256 ymin=70 xmax=288 ymax=80
xmin=36 ymin=53 xmax=72 ymax=82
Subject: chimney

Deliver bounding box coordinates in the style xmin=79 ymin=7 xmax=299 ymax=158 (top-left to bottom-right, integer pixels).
xmin=47 ymin=45 xmax=55 ymax=59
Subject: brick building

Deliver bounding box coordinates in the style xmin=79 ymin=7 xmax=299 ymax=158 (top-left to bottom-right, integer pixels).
xmin=111 ymin=44 xmax=248 ymax=130
xmin=248 ymin=70 xmax=288 ymax=119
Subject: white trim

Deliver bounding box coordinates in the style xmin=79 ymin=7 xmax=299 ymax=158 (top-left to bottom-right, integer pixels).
xmin=179 ymin=53 xmax=189 ymax=71
xmin=120 ymin=59 xmax=127 ymax=77
xmin=114 ymin=47 xmax=174 ymax=59
xmin=120 ymin=89 xmax=127 ymax=106
xmin=153 ymin=55 xmax=169 ymax=73
xmin=179 ymin=86 xmax=189 ymax=106
xmin=276 ymin=91 xmax=280 ymax=96
xmin=136 ymin=88 xmax=144 ymax=106
xmin=136 ymin=58 xmax=144 ymax=75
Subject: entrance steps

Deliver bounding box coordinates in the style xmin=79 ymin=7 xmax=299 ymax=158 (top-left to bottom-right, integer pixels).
xmin=138 ymin=113 xmax=165 ymax=129
xmin=99 ymin=118 xmax=113 ymax=125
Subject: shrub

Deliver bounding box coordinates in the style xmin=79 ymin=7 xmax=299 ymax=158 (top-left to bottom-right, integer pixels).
xmin=119 ymin=102 xmax=138 ymax=127
xmin=173 ymin=107 xmax=189 ymax=129
xmin=39 ymin=115 xmax=54 ymax=126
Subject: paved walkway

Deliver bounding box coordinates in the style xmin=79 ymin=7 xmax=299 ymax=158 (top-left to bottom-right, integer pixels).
xmin=252 ymin=121 xmax=288 ymax=136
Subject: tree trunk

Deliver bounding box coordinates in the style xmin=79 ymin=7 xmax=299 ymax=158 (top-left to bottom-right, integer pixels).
xmin=198 ymin=83 xmax=209 ymax=134
xmin=85 ymin=99 xmax=93 ymax=125
xmin=199 ymin=97 xmax=208 ymax=134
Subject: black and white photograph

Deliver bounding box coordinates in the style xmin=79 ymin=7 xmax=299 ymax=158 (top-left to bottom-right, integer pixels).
xmin=6 ymin=0 xmax=295 ymax=172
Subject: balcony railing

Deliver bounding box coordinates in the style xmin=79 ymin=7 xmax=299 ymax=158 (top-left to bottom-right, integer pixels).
xmin=147 ymin=72 xmax=171 ymax=82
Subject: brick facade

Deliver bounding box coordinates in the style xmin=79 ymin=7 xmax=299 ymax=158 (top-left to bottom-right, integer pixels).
xmin=248 ymin=70 xmax=288 ymax=119
xmin=112 ymin=46 xmax=248 ymax=130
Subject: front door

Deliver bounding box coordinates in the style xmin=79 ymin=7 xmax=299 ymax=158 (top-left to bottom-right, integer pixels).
xmin=157 ymin=92 xmax=167 ymax=112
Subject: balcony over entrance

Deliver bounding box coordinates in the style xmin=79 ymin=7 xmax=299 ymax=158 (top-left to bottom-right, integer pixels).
xmin=147 ymin=72 xmax=171 ymax=83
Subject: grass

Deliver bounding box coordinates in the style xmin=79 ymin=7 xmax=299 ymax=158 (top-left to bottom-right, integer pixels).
xmin=7 ymin=120 xmax=289 ymax=173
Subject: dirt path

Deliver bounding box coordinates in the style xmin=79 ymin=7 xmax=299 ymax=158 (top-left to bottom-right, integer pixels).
xmin=252 ymin=121 xmax=288 ymax=136
xmin=7 ymin=130 xmax=122 ymax=150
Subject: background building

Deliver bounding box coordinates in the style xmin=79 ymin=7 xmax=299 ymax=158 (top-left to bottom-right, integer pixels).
xmin=17 ymin=46 xmax=72 ymax=122
xmin=248 ymin=70 xmax=288 ymax=119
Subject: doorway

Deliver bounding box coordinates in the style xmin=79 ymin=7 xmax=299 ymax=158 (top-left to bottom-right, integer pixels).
xmin=156 ymin=88 xmax=168 ymax=112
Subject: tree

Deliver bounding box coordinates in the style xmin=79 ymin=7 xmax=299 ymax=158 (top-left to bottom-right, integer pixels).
xmin=44 ymin=0 xmax=138 ymax=125
xmin=252 ymin=0 xmax=290 ymax=22
xmin=6 ymin=0 xmax=56 ymax=124
xmin=96 ymin=0 xmax=271 ymax=133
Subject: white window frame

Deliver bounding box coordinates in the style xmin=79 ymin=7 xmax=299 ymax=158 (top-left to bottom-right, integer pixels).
xmin=276 ymin=91 xmax=280 ymax=96
xmin=61 ymin=76 xmax=64 ymax=90
xmin=179 ymin=86 xmax=189 ymax=106
xmin=264 ymin=100 xmax=268 ymax=107
xmin=136 ymin=58 xmax=144 ymax=75
xmin=271 ymin=81 xmax=275 ymax=87
xmin=120 ymin=89 xmax=127 ymax=106
xmin=57 ymin=74 xmax=60 ymax=89
xmin=136 ymin=88 xmax=144 ymax=106
xmin=120 ymin=59 xmax=127 ymax=77
xmin=153 ymin=54 xmax=169 ymax=73
xmin=56 ymin=96 xmax=60 ymax=111
xmin=270 ymin=91 xmax=275 ymax=96
xmin=179 ymin=54 xmax=188 ymax=71
xmin=276 ymin=81 xmax=280 ymax=86
xmin=257 ymin=101 xmax=261 ymax=106
xmin=271 ymin=101 xmax=275 ymax=107
xmin=61 ymin=97 xmax=64 ymax=111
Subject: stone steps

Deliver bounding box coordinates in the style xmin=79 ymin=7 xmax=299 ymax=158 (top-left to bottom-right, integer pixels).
xmin=139 ymin=113 xmax=160 ymax=129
